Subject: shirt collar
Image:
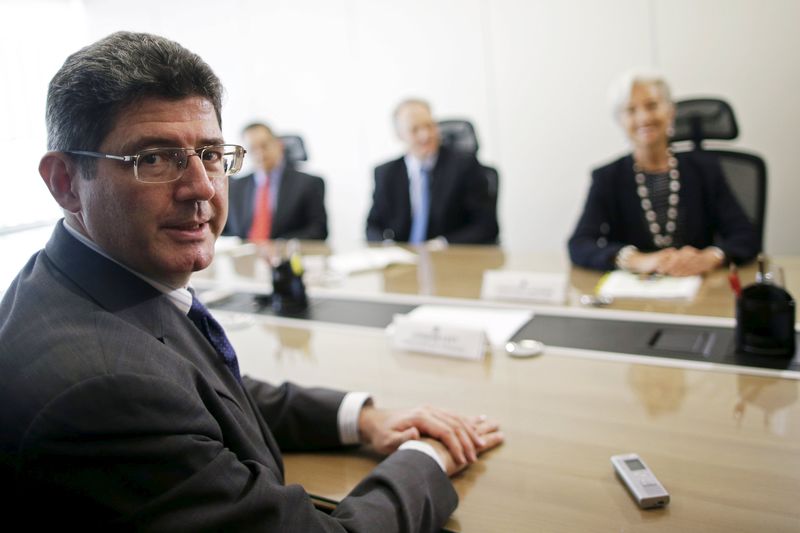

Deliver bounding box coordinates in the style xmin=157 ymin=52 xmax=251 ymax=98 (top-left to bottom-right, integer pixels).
xmin=404 ymin=152 xmax=438 ymax=174
xmin=254 ymin=159 xmax=286 ymax=187
xmin=62 ymin=220 xmax=193 ymax=314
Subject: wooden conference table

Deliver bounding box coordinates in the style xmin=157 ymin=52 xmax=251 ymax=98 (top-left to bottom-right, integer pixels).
xmin=198 ymin=243 xmax=800 ymax=532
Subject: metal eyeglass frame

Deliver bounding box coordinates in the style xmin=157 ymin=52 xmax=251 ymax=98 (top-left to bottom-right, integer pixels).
xmin=65 ymin=144 xmax=246 ymax=183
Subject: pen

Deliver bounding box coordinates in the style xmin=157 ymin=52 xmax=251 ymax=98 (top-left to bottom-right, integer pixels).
xmin=637 ymin=273 xmax=663 ymax=281
xmin=756 ymin=254 xmax=767 ymax=284
xmin=728 ymin=263 xmax=742 ymax=298
xmin=777 ymin=266 xmax=786 ymax=287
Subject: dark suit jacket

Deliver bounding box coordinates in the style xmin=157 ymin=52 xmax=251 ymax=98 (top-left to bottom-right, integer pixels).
xmin=568 ymin=151 xmax=759 ymax=270
xmin=366 ymin=146 xmax=499 ymax=244
xmin=0 ymin=222 xmax=456 ymax=531
xmin=224 ymin=165 xmax=328 ymax=240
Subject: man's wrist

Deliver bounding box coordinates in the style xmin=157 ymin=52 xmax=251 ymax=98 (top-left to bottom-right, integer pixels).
xmin=338 ymin=392 xmax=372 ymax=445
xmin=398 ymin=440 xmax=447 ymax=472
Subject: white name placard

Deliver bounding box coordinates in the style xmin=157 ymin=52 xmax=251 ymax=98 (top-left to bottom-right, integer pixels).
xmin=481 ymin=270 xmax=568 ymax=304
xmin=390 ymin=315 xmax=487 ymax=360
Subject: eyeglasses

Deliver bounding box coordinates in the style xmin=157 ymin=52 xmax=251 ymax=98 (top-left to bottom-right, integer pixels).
xmin=66 ymin=144 xmax=246 ymax=183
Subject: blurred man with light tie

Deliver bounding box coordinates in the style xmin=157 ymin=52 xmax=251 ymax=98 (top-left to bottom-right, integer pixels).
xmin=366 ymin=98 xmax=499 ymax=244
xmin=224 ymin=122 xmax=328 ymax=241
xmin=0 ymin=32 xmax=503 ymax=531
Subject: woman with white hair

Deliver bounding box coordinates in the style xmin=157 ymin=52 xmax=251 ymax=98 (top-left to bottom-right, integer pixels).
xmin=568 ymin=71 xmax=759 ymax=276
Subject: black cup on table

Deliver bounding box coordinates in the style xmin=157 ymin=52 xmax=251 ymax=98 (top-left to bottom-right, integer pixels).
xmin=735 ymin=283 xmax=796 ymax=357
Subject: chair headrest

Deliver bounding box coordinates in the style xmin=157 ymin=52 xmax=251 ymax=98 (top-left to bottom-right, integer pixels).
xmin=438 ymin=119 xmax=480 ymax=155
xmin=672 ymin=98 xmax=739 ymax=144
xmin=279 ymin=135 xmax=308 ymax=162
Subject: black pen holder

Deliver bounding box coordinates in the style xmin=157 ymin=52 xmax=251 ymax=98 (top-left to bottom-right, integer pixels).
xmin=270 ymin=260 xmax=308 ymax=314
xmin=735 ymin=283 xmax=796 ymax=357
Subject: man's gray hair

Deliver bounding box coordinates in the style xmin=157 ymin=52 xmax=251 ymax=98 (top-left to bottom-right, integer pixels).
xmin=608 ymin=69 xmax=673 ymax=121
xmin=46 ymin=31 xmax=224 ymax=174
xmin=392 ymin=98 xmax=432 ymax=128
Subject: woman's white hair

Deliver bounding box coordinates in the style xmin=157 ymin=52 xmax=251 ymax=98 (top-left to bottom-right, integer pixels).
xmin=608 ymin=69 xmax=673 ymax=121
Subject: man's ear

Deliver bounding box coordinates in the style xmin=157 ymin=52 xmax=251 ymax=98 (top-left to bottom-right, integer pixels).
xmin=39 ymin=152 xmax=82 ymax=213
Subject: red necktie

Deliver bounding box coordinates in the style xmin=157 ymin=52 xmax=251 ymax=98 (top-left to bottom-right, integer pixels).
xmin=248 ymin=178 xmax=272 ymax=241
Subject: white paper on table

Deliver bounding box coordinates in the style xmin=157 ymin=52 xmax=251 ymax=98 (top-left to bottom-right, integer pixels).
xmin=328 ymin=247 xmax=417 ymax=275
xmin=403 ymin=305 xmax=534 ymax=348
xmin=597 ymin=271 xmax=701 ymax=300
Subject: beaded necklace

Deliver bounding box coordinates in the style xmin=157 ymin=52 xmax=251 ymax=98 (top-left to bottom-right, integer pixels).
xmin=633 ymin=150 xmax=680 ymax=248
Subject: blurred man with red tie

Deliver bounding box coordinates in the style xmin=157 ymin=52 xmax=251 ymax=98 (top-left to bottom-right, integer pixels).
xmin=225 ymin=123 xmax=328 ymax=241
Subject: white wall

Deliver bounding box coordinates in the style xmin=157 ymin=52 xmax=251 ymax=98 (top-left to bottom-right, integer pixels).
xmin=5 ymin=0 xmax=799 ymax=256
xmin=0 ymin=0 xmax=88 ymax=228
xmin=654 ymin=0 xmax=800 ymax=255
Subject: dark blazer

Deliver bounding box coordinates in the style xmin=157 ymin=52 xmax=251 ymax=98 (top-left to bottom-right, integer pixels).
xmin=366 ymin=146 xmax=499 ymax=244
xmin=0 ymin=222 xmax=456 ymax=531
xmin=224 ymin=165 xmax=328 ymax=240
xmin=568 ymin=151 xmax=759 ymax=271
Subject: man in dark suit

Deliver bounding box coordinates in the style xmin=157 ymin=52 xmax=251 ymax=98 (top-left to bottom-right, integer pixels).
xmin=366 ymin=99 xmax=499 ymax=244
xmin=0 ymin=32 xmax=502 ymax=531
xmin=224 ymin=122 xmax=328 ymax=240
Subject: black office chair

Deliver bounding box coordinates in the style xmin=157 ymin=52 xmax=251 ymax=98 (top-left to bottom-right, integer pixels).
xmin=438 ymin=119 xmax=481 ymax=155
xmin=437 ymin=119 xmax=500 ymax=209
xmin=671 ymin=98 xmax=767 ymax=251
xmin=279 ymin=134 xmax=309 ymax=163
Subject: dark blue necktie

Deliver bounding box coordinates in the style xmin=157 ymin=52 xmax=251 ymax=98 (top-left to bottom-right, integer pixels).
xmin=188 ymin=294 xmax=242 ymax=383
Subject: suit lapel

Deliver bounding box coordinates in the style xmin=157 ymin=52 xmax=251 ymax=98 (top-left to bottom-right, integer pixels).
xmin=396 ymin=159 xmax=413 ymax=239
xmin=428 ymin=148 xmax=452 ymax=237
xmin=45 ymin=223 xmax=285 ymax=479
xmin=46 ymin=224 xmax=239 ymax=396
xmin=619 ymin=155 xmax=657 ymax=246
xmin=272 ymin=166 xmax=298 ymax=238
xmin=239 ymin=174 xmax=257 ymax=236
xmin=45 ymin=222 xmax=167 ymax=338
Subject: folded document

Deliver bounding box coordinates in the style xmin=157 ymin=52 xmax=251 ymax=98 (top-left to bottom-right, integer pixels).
xmin=328 ymin=247 xmax=417 ymax=275
xmin=597 ymin=271 xmax=701 ymax=300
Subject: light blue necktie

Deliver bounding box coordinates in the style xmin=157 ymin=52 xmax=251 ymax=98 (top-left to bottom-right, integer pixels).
xmin=409 ymin=166 xmax=430 ymax=244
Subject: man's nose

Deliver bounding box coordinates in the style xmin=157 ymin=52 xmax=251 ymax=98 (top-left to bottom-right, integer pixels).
xmin=176 ymin=153 xmax=217 ymax=200
xmin=634 ymin=107 xmax=652 ymax=124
